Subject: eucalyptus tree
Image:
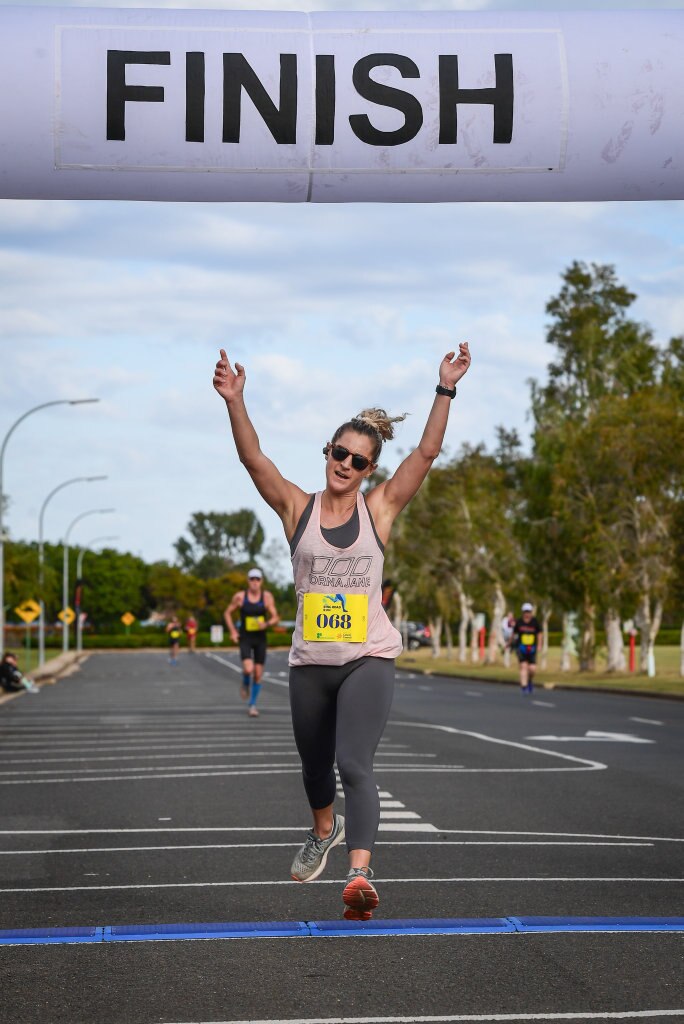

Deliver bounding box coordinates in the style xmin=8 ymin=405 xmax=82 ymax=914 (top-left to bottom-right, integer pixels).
xmin=529 ymin=261 xmax=661 ymax=669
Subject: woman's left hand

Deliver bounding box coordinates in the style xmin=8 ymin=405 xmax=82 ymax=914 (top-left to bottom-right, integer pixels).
xmin=439 ymin=342 xmax=471 ymax=389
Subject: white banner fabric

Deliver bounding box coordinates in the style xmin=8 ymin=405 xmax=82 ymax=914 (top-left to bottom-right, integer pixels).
xmin=0 ymin=7 xmax=682 ymax=202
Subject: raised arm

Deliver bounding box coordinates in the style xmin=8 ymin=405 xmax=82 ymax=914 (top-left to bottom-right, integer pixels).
xmin=213 ymin=349 xmax=309 ymax=537
xmin=366 ymin=344 xmax=471 ymax=543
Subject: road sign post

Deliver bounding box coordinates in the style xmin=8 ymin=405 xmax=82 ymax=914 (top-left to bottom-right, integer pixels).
xmin=121 ymin=611 xmax=135 ymax=637
xmin=15 ymin=600 xmax=40 ymax=671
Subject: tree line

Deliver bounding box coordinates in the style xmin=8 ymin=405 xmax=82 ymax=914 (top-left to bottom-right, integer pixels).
xmin=386 ymin=262 xmax=684 ymax=674
xmin=3 ymin=510 xmax=297 ymax=636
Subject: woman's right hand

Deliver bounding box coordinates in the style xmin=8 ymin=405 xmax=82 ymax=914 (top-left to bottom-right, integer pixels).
xmin=213 ymin=348 xmax=245 ymax=403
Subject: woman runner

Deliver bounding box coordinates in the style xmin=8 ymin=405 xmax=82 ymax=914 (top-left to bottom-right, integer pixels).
xmin=213 ymin=343 xmax=471 ymax=919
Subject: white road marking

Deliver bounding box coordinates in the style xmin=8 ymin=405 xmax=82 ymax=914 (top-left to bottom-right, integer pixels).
xmin=379 ymin=801 xmax=406 ymax=809
xmin=0 ymin=841 xmax=652 ymax=856
xmin=2 ymin=877 xmax=682 ymax=894
xmin=0 ymin=827 xmax=677 ymax=842
xmin=0 ymin=752 xmax=435 ymax=776
xmin=0 ymin=766 xmax=476 ymax=785
xmin=378 ymin=824 xmax=439 ymax=833
xmin=531 ymin=701 xmax=555 ymax=708
xmin=629 ymin=717 xmax=663 ymax=726
xmin=436 ymin=830 xmax=684 ymax=843
xmin=0 ymin=749 xmax=306 ymax=766
xmin=388 ymin=721 xmax=607 ymax=772
xmin=158 ymin=1012 xmax=684 ymax=1023
xmin=205 ymin=653 xmax=289 ymax=688
xmin=464 ymin=692 xmax=483 ymax=698
xmin=418 ymin=686 xmax=433 ymax=692
xmin=379 ymin=812 xmax=421 ymax=820
xmin=526 ymin=732 xmax=654 ymax=744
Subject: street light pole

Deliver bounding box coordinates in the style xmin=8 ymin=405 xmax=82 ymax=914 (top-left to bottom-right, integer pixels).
xmin=38 ymin=476 xmax=107 ymax=667
xmin=75 ymin=535 xmax=119 ymax=653
xmin=62 ymin=507 xmax=114 ymax=651
xmin=0 ymin=398 xmax=99 ymax=658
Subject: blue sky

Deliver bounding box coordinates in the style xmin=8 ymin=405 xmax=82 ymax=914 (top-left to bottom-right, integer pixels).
xmin=1 ymin=0 xmax=683 ymax=584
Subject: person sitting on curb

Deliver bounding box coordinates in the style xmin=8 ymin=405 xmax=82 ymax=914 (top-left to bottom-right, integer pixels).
xmin=0 ymin=652 xmax=40 ymax=694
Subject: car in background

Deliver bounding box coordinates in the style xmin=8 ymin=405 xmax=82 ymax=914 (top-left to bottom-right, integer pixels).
xmin=401 ymin=621 xmax=432 ymax=650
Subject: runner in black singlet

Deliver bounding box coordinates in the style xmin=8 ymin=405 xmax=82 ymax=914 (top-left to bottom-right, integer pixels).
xmin=224 ymin=568 xmax=280 ymax=717
xmin=510 ymin=602 xmax=543 ymax=693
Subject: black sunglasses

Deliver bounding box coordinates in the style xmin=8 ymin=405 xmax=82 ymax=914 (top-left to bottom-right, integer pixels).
xmin=324 ymin=443 xmax=373 ymax=472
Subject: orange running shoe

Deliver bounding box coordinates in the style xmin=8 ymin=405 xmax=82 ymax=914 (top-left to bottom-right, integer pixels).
xmin=342 ymin=867 xmax=379 ymax=921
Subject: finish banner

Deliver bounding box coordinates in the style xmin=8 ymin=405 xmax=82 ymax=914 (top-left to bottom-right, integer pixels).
xmin=0 ymin=7 xmax=682 ymax=202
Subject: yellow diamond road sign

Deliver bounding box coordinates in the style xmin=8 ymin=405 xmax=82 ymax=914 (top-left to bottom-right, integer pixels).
xmin=121 ymin=612 xmax=136 ymax=627
xmin=15 ymin=599 xmax=40 ymax=624
xmin=58 ymin=607 xmax=76 ymax=625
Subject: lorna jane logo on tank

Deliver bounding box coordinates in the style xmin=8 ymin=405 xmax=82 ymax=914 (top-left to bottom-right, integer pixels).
xmin=55 ymin=26 xmax=567 ymax=174
xmin=308 ymin=555 xmax=373 ymax=589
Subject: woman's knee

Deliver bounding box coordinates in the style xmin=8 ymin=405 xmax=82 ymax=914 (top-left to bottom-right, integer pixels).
xmin=337 ymin=754 xmax=373 ymax=792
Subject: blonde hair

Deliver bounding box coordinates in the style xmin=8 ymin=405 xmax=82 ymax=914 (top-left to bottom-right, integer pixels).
xmin=332 ymin=407 xmax=407 ymax=463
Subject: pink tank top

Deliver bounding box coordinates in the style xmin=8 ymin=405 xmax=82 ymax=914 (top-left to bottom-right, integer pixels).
xmin=289 ymin=491 xmax=403 ymax=667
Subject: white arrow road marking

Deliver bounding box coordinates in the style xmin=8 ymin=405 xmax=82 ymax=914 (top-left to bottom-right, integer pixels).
xmin=525 ymin=732 xmax=654 ymax=744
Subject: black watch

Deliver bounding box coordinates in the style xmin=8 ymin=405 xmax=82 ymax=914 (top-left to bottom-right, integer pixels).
xmin=436 ymin=383 xmax=457 ymax=399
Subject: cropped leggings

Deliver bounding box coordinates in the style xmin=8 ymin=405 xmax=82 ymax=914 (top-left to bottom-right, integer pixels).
xmin=288 ymin=656 xmax=395 ymax=852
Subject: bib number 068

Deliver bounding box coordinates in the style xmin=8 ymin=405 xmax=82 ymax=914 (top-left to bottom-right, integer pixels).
xmin=302 ymin=592 xmax=368 ymax=642
xmin=316 ymin=612 xmax=352 ymax=630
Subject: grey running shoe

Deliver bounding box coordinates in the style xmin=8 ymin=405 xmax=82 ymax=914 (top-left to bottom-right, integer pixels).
xmin=290 ymin=814 xmax=345 ymax=882
xmin=342 ymin=866 xmax=379 ymax=921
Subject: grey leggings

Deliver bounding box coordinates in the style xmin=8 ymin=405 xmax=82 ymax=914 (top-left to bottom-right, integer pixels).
xmin=289 ymin=656 xmax=395 ymax=852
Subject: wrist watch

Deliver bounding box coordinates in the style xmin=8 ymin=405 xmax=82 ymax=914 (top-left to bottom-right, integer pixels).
xmin=436 ymin=383 xmax=457 ymax=398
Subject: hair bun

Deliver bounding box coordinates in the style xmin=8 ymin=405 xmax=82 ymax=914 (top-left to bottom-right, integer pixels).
xmin=354 ymin=408 xmax=407 ymax=442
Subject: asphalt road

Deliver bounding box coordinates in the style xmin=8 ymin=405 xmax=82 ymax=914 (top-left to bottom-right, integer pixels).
xmin=0 ymin=648 xmax=682 ymax=1024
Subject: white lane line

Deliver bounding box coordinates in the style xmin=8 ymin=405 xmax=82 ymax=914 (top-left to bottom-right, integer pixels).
xmin=0 ymin=740 xmax=296 ymax=754
xmin=158 ymin=1012 xmax=684 ymax=1023
xmin=0 ymin=749 xmax=300 ymax=766
xmin=0 ymin=745 xmax=407 ymax=767
xmin=388 ymin=721 xmax=607 ymax=773
xmin=531 ymin=701 xmax=555 ymax=708
xmin=0 ymin=765 xmax=474 ymax=786
xmin=629 ymin=717 xmax=663 ymax=726
xmin=0 ymin=841 xmax=653 ymax=856
xmin=0 ymin=827 xmax=674 ymax=842
xmin=526 ymin=732 xmax=653 ymax=744
xmin=436 ymin=830 xmax=684 ymax=844
xmin=205 ymin=653 xmax=289 ymax=689
xmin=378 ymin=825 xmax=439 ymax=833
xmin=0 ymin=761 xmax=305 ymax=777
xmin=2 ymin=877 xmax=682 ymax=894
xmin=379 ymin=812 xmax=420 ymax=820
xmin=0 ymin=754 xmax=434 ymax=777
xmin=464 ymin=692 xmax=483 ymax=698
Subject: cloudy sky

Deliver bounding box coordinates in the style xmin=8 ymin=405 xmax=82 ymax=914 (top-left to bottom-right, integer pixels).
xmin=1 ymin=0 xmax=682 ymax=584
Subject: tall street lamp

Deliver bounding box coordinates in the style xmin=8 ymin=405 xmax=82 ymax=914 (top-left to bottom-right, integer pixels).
xmin=0 ymin=398 xmax=99 ymax=657
xmin=38 ymin=476 xmax=108 ymax=666
xmin=62 ymin=509 xmax=115 ymax=653
xmin=75 ymin=535 xmax=119 ymax=653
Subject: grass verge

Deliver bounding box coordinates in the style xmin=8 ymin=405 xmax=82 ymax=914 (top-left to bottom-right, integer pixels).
xmin=397 ymin=645 xmax=684 ymax=699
